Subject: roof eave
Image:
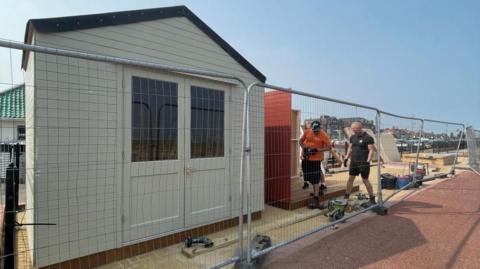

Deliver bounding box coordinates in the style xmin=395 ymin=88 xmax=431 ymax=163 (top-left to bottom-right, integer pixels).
xmin=20 ymin=6 xmax=266 ymax=82
xmin=21 ymin=21 xmax=34 ymax=70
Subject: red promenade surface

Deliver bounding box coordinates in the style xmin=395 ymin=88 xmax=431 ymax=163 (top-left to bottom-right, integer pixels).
xmin=262 ymin=171 xmax=480 ymax=269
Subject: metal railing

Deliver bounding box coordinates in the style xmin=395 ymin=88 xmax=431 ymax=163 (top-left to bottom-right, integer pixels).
xmin=0 ymin=39 xmax=471 ymax=269
xmin=466 ymin=127 xmax=480 ymax=174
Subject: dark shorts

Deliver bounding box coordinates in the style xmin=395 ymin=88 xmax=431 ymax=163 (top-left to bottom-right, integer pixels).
xmin=301 ymin=160 xmax=323 ymax=184
xmin=349 ymin=162 xmax=370 ymax=178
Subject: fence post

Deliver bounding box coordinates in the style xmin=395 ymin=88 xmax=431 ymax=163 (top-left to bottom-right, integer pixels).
xmin=466 ymin=127 xmax=479 ymax=172
xmin=375 ymin=112 xmax=384 ymax=208
xmin=4 ymin=162 xmax=18 ymax=269
xmin=14 ymin=143 xmax=20 ymax=209
xmin=237 ymin=90 xmax=248 ymax=262
xmin=245 ymin=86 xmax=253 ymax=264
xmin=450 ymin=125 xmax=465 ymax=175
xmin=411 ymin=120 xmax=424 ymax=185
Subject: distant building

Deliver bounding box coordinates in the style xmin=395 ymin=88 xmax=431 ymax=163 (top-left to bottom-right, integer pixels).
xmin=0 ymin=84 xmax=25 ymax=181
xmin=304 ymin=116 xmax=376 ymax=137
xmin=339 ymin=117 xmax=376 ymax=130
xmin=0 ymin=84 xmax=25 ymax=142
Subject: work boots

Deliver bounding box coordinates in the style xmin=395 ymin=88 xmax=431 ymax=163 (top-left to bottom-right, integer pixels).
xmin=320 ymin=183 xmax=327 ymax=194
xmin=308 ymin=196 xmax=325 ymax=210
xmin=320 ymin=183 xmax=327 ymax=190
xmin=369 ymin=196 xmax=376 ymax=205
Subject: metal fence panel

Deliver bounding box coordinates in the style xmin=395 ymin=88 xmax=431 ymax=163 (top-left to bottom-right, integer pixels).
xmin=1 ymin=40 xmax=251 ymax=269
xmin=421 ymin=120 xmax=466 ymax=175
xmin=376 ymin=113 xmax=423 ymax=204
xmin=0 ymin=39 xmax=472 ymax=269
xmin=243 ymin=82 xmax=385 ymax=265
xmin=466 ymin=127 xmax=480 ymax=173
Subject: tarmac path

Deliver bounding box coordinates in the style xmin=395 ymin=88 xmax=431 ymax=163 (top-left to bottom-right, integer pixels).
xmin=262 ymin=171 xmax=480 ymax=269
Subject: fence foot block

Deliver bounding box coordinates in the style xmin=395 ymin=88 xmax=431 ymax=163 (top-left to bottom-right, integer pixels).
xmin=373 ymin=206 xmax=388 ymax=216
xmin=235 ymin=261 xmax=259 ymax=269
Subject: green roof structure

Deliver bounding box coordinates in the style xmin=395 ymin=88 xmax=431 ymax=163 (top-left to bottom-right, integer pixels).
xmin=0 ymin=84 xmax=25 ymax=118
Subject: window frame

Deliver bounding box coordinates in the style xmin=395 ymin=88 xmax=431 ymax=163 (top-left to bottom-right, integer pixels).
xmin=131 ymin=76 xmax=179 ymax=162
xmin=17 ymin=125 xmax=25 ymax=140
xmin=190 ymin=85 xmax=225 ymax=159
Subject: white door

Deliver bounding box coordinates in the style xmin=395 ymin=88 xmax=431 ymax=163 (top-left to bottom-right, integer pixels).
xmin=123 ymin=68 xmax=185 ymax=243
xmin=184 ymin=79 xmax=231 ymax=227
xmin=123 ymin=68 xmax=231 ymax=242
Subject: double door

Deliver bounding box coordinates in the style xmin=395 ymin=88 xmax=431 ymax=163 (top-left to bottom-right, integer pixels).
xmin=122 ymin=68 xmax=231 ymax=243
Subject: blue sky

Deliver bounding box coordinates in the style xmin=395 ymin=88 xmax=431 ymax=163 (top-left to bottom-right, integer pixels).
xmin=1 ymin=0 xmax=479 ymax=128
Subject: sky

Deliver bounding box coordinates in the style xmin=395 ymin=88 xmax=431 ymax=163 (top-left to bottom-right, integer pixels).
xmin=1 ymin=0 xmax=479 ymax=128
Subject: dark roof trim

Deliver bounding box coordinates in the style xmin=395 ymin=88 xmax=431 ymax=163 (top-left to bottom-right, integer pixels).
xmin=22 ymin=5 xmax=266 ymax=82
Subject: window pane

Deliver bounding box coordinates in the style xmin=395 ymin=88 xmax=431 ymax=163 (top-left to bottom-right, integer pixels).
xmin=191 ymin=86 xmax=224 ymax=158
xmin=17 ymin=126 xmax=26 ymax=140
xmin=132 ymin=76 xmax=178 ymax=162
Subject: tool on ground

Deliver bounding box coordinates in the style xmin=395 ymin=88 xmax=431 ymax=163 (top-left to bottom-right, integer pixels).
xmin=243 ymin=235 xmax=273 ymax=267
xmin=361 ymin=201 xmax=373 ymax=208
xmin=381 ymin=173 xmax=397 ymax=189
xmin=397 ymin=175 xmax=412 ymax=189
xmin=355 ymin=192 xmax=369 ymax=200
xmin=410 ymin=163 xmax=427 ymax=187
xmin=184 ymin=236 xmax=214 ymax=248
xmin=252 ymin=235 xmax=272 ymax=252
xmin=324 ymin=199 xmax=348 ymax=221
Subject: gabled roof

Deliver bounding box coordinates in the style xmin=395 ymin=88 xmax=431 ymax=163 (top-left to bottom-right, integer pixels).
xmin=0 ymin=84 xmax=25 ymax=119
xmin=22 ymin=5 xmax=266 ymax=82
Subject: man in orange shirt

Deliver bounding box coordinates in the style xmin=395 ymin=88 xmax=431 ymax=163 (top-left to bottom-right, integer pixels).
xmin=299 ymin=120 xmax=332 ymax=209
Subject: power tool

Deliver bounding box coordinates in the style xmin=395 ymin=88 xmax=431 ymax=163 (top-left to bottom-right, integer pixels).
xmin=184 ymin=236 xmax=214 ymax=248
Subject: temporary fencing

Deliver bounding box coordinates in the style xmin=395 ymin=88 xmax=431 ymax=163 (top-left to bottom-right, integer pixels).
xmin=241 ymin=83 xmax=385 ymax=266
xmin=376 ymin=113 xmax=423 ymax=203
xmin=421 ymin=119 xmax=466 ymax=175
xmin=466 ymin=127 xmax=479 ymax=174
xmin=0 ymin=39 xmax=472 ymax=269
xmin=0 ymin=39 xmax=251 ymax=269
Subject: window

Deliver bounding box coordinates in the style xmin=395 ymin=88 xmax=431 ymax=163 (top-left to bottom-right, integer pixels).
xmin=132 ymin=77 xmax=178 ymax=162
xmin=17 ymin=126 xmax=25 ymax=140
xmin=191 ymin=86 xmax=224 ymax=158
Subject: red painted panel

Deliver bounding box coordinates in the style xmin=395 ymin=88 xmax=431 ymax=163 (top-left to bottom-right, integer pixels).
xmin=264 ymin=91 xmax=292 ymax=205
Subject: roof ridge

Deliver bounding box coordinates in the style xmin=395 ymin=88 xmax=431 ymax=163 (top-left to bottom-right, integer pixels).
xmin=22 ymin=6 xmax=266 ymax=82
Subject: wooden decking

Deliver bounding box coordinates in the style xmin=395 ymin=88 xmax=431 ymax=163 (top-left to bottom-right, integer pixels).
xmin=268 ymin=175 xmax=360 ymax=210
xmin=289 ymin=182 xmax=360 ymax=210
xmin=288 ymin=176 xmax=360 ymax=210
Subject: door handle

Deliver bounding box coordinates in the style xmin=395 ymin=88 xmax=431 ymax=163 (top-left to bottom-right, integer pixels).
xmin=185 ymin=166 xmax=193 ymax=176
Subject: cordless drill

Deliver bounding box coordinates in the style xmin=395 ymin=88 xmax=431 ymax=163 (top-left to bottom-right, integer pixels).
xmin=184 ymin=236 xmax=214 ymax=248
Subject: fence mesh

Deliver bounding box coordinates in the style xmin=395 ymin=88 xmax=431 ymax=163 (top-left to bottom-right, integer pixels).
xmin=421 ymin=121 xmax=466 ymax=175
xmin=1 ymin=45 xmax=254 ymax=269
xmin=247 ymin=87 xmax=381 ymax=261
xmin=377 ymin=114 xmax=422 ymax=203
xmin=0 ymin=41 xmax=473 ymax=269
xmin=466 ymin=127 xmax=480 ymax=173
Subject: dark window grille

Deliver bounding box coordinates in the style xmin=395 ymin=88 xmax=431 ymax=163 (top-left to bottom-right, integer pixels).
xmin=131 ymin=76 xmax=178 ymax=162
xmin=191 ymin=86 xmax=224 ymax=158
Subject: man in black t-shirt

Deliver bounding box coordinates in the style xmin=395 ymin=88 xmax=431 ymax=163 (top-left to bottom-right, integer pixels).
xmin=344 ymin=122 xmax=377 ymax=205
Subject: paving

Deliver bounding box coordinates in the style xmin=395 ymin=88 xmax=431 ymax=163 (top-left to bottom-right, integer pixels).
xmin=261 ymin=171 xmax=480 ymax=269
xmin=13 ymin=164 xmax=471 ymax=269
